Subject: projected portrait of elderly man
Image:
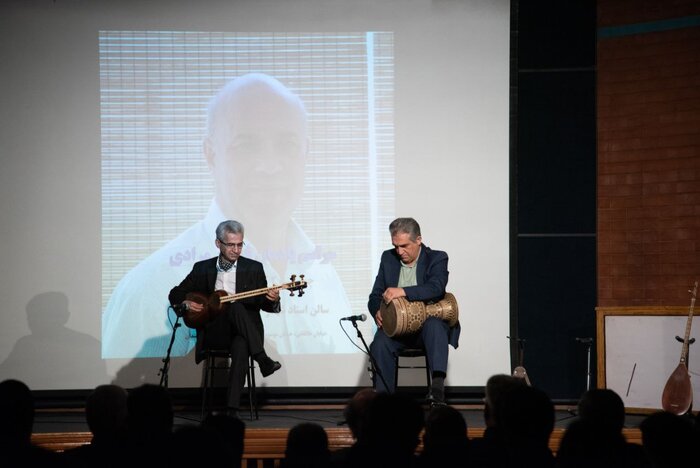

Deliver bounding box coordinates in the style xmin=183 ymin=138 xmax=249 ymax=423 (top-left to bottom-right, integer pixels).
xmin=102 ymin=73 xmax=354 ymax=359
xmin=206 ymin=74 xmax=306 ymax=269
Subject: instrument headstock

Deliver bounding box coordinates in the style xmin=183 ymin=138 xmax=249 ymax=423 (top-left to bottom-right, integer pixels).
xmin=287 ymin=274 xmax=307 ymax=297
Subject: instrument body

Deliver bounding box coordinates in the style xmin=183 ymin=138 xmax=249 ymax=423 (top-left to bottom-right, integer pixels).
xmin=182 ymin=275 xmax=307 ymax=329
xmin=380 ymin=293 xmax=459 ymax=337
xmin=661 ymin=281 xmax=697 ymax=415
xmin=661 ymin=363 xmax=692 ymax=415
xmin=512 ymin=366 xmax=531 ymax=386
xmin=511 ymin=337 xmax=531 ymax=386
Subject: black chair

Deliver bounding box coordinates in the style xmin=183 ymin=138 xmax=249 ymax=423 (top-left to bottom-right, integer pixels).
xmin=394 ymin=347 xmax=431 ymax=394
xmin=201 ymin=349 xmax=258 ymax=421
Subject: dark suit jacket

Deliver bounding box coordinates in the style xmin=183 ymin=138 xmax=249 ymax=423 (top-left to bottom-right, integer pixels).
xmin=367 ymin=245 xmax=460 ymax=347
xmin=169 ymin=256 xmax=279 ymax=363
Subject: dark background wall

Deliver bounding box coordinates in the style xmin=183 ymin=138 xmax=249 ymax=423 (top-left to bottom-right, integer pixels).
xmin=513 ymin=0 xmax=597 ymax=401
xmin=513 ymin=0 xmax=700 ymax=401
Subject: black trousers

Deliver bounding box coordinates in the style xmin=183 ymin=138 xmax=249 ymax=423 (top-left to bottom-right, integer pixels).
xmin=203 ymin=302 xmax=264 ymax=409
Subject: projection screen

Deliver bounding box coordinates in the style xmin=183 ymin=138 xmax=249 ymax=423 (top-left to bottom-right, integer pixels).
xmin=0 ymin=0 xmax=511 ymax=391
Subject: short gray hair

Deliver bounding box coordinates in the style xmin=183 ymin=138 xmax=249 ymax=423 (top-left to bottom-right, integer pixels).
xmin=216 ymin=220 xmax=244 ymax=240
xmin=389 ymin=217 xmax=421 ymax=241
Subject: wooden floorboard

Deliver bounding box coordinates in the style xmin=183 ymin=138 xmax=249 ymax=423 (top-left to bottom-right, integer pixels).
xmin=29 ymin=404 xmax=646 ymax=462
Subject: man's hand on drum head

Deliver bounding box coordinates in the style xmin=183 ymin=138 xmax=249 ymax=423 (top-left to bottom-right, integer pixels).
xmin=382 ymin=287 xmax=406 ymax=304
xmin=374 ymin=309 xmax=383 ymax=328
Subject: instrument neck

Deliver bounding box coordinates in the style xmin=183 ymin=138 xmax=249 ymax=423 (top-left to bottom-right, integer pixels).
xmin=681 ymin=281 xmax=698 ymax=363
xmin=218 ymin=281 xmax=299 ymax=303
xmin=220 ymin=286 xmax=275 ymax=303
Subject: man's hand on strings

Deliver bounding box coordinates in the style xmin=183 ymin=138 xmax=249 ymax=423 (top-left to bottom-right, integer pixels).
xmin=266 ymin=287 xmax=281 ymax=302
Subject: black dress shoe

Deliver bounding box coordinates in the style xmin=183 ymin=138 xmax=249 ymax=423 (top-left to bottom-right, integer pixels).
xmin=259 ymin=358 xmax=282 ymax=377
xmin=426 ymin=393 xmax=447 ymax=408
xmin=429 ymin=399 xmax=448 ymax=409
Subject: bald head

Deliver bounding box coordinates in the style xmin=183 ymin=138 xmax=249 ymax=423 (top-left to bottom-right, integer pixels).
xmin=206 ymin=73 xmax=307 ymax=141
xmin=204 ymin=73 xmax=309 ymax=223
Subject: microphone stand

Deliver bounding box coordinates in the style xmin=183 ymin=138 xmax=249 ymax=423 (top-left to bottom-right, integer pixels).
xmin=567 ymin=337 xmax=594 ymax=418
xmin=576 ymin=337 xmax=594 ymax=392
xmin=351 ymin=318 xmax=390 ymax=392
xmin=159 ymin=310 xmax=182 ymax=388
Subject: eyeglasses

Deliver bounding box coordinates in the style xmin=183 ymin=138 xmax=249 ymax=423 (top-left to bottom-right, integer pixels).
xmin=218 ymin=240 xmax=245 ymax=250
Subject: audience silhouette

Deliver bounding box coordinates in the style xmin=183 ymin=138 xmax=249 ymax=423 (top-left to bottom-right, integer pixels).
xmin=497 ymin=384 xmax=556 ymax=468
xmin=343 ymin=387 xmax=378 ymax=442
xmin=469 ymin=374 xmax=527 ymax=467
xmin=123 ymin=383 xmax=175 ymax=465
xmin=61 ymin=384 xmax=128 ymax=468
xmin=330 ymin=387 xmax=377 ymax=466
xmin=282 ymin=422 xmax=331 ymax=468
xmin=331 ymin=391 xmax=424 ymax=468
xmin=0 ymin=378 xmax=68 ymax=466
xmin=201 ymin=412 xmax=246 ymax=467
xmin=556 ymin=388 xmax=651 ymax=468
xmin=170 ymin=423 xmax=236 ymax=467
xmin=4 ymin=376 xmax=700 ymax=468
xmin=639 ymin=410 xmax=694 ymax=468
xmin=419 ymin=404 xmax=470 ymax=468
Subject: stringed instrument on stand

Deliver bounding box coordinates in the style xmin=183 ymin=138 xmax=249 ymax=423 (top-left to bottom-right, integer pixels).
xmin=661 ymin=280 xmax=697 ymax=415
xmin=182 ymin=274 xmax=308 ymax=329
xmin=508 ymin=336 xmax=531 ymax=386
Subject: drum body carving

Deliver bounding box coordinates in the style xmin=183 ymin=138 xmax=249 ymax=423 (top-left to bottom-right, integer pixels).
xmin=380 ymin=293 xmax=459 ymax=337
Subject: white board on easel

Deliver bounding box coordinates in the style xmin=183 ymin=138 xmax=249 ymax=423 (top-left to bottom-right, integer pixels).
xmin=597 ymin=306 xmax=700 ymax=412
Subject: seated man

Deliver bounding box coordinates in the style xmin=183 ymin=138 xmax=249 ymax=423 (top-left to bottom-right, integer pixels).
xmin=367 ymin=217 xmax=460 ymax=406
xmin=169 ymin=220 xmax=281 ymax=415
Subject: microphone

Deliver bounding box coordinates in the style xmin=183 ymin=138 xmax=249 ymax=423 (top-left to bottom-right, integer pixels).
xmin=341 ymin=313 xmax=367 ymax=322
xmin=172 ymin=302 xmax=188 ymax=317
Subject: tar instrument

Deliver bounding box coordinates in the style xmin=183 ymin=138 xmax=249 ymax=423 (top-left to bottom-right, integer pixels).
xmin=183 ymin=274 xmax=307 ymax=329
xmin=380 ymin=293 xmax=459 ymax=337
xmin=661 ymin=280 xmax=697 ymax=415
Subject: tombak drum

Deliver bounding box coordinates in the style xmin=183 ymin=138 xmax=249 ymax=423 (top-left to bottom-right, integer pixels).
xmin=380 ymin=293 xmax=459 ymax=337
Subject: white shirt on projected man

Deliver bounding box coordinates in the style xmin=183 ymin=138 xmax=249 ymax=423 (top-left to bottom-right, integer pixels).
xmin=101 ymin=200 xmax=356 ymax=359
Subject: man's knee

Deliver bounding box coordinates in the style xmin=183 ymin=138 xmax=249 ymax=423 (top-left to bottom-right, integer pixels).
xmin=370 ymin=330 xmax=392 ymax=353
xmin=230 ymin=335 xmax=248 ymax=354
xmin=422 ymin=317 xmax=448 ymax=336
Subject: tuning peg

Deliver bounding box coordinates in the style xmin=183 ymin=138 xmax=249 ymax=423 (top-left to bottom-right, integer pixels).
xmin=298 ymin=275 xmax=306 ymax=296
xmin=290 ymin=274 xmax=296 ymax=282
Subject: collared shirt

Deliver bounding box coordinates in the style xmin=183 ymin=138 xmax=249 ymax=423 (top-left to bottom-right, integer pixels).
xmin=398 ymin=247 xmax=421 ymax=288
xmin=215 ymin=258 xmax=236 ymax=294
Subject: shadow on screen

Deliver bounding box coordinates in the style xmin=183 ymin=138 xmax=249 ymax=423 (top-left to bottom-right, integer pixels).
xmin=0 ymin=291 xmax=108 ymax=388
